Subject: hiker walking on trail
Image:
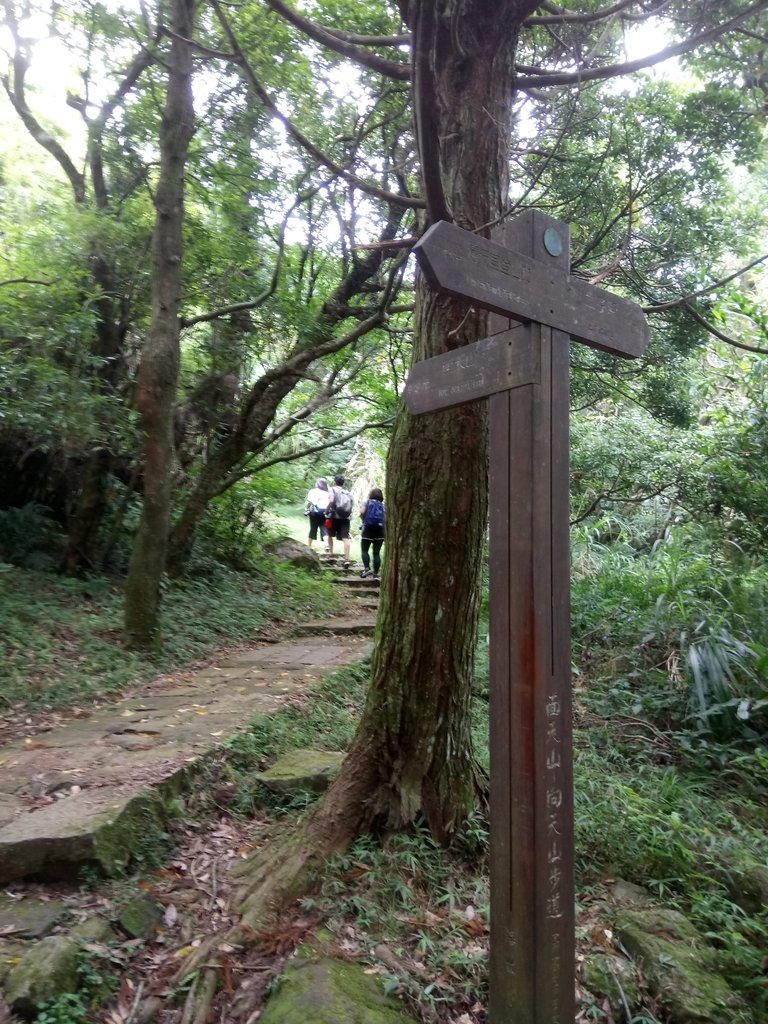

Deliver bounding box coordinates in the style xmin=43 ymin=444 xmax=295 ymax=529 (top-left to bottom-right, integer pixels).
xmin=359 ymin=488 xmax=385 ymax=580
xmin=304 ymin=477 xmax=330 ymax=548
xmin=325 ymin=474 xmax=354 ymax=561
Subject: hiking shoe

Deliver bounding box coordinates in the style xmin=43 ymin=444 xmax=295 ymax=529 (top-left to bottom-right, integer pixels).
xmin=360 ymin=569 xmax=371 ymax=578
xmin=372 ymin=574 xmax=380 ymax=581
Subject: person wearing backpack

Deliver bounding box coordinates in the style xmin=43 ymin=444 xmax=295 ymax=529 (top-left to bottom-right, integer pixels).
xmin=326 ymin=474 xmax=354 ymax=561
xmin=359 ymin=488 xmax=385 ymax=580
xmin=303 ymin=477 xmax=330 ymax=548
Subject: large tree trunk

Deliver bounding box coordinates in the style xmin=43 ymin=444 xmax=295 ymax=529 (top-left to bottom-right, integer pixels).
xmin=306 ymin=0 xmax=532 ymax=837
xmin=236 ymin=0 xmax=537 ymax=920
xmin=124 ymin=0 xmax=195 ymax=649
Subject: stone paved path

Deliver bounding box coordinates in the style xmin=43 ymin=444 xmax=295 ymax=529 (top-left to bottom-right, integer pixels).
xmin=0 ymin=556 xmax=380 ymax=885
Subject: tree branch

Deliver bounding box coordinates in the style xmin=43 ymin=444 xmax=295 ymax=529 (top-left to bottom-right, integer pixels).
xmin=0 ymin=276 xmax=57 ymax=287
xmin=680 ymin=300 xmax=768 ymax=356
xmin=211 ymin=0 xmax=424 ymax=209
xmin=226 ymin=418 xmax=395 ymax=484
xmin=571 ymin=481 xmax=675 ymax=526
xmin=643 ymin=253 xmax=768 ymax=312
xmin=515 ymin=1 xmax=768 ymax=88
xmin=264 ymin=0 xmax=409 ymax=80
xmin=410 ymin=0 xmax=450 ymax=224
xmin=1 ymin=0 xmax=86 ymax=201
xmin=525 ymin=0 xmax=647 ymax=26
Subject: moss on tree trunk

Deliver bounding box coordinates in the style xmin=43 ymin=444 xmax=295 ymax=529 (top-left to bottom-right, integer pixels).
xmin=124 ymin=0 xmax=195 ymax=649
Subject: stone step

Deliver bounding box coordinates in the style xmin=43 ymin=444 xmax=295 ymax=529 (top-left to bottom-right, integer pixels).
xmin=292 ymin=618 xmax=376 ymax=638
xmin=346 ymin=599 xmax=379 ymax=612
xmin=337 ymin=576 xmax=380 ymax=589
xmin=0 ymin=636 xmax=372 ymax=885
xmin=324 ymin=563 xmax=358 ymax=576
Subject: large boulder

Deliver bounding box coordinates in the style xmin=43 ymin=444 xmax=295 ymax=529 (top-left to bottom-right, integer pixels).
xmin=259 ymin=958 xmax=415 ymax=1024
xmin=264 ymin=538 xmax=321 ymax=572
xmin=616 ymin=907 xmax=751 ymax=1024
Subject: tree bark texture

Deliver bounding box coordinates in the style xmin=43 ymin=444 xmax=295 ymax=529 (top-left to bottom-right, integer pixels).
xmin=305 ymin=1 xmax=537 ymax=842
xmin=124 ymin=0 xmax=195 ymax=648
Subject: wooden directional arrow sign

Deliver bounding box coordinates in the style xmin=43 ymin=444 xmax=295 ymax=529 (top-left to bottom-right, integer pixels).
xmin=404 ymin=326 xmax=539 ymax=415
xmin=413 ymin=221 xmax=650 ymax=359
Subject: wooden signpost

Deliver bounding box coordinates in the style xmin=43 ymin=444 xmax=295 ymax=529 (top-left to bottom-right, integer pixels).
xmin=404 ymin=210 xmax=649 ymax=1024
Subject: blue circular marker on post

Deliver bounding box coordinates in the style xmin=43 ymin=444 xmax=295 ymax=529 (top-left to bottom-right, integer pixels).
xmin=543 ymin=227 xmax=563 ymax=257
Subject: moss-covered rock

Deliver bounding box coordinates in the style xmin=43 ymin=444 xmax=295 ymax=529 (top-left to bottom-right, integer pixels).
xmin=259 ymin=958 xmax=416 ymax=1024
xmin=117 ymin=894 xmax=163 ymax=939
xmin=0 ymin=788 xmax=168 ymax=884
xmin=4 ymin=935 xmax=79 ymax=1016
xmin=616 ymin=907 xmax=750 ymax=1023
xmin=608 ymin=877 xmax=652 ymax=908
xmin=713 ymin=858 xmax=768 ymax=915
xmin=259 ymin=751 xmax=346 ymax=795
xmin=0 ymin=939 xmax=26 ymax=984
xmin=0 ymin=896 xmax=67 ymax=939
xmin=264 ymin=538 xmax=321 ymax=573
xmin=71 ymin=916 xmax=119 ymax=944
xmin=581 ymin=953 xmax=640 ymax=1013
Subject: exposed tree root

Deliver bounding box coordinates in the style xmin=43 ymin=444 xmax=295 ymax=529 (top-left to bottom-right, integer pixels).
xmin=180 ymin=966 xmax=218 ymax=1024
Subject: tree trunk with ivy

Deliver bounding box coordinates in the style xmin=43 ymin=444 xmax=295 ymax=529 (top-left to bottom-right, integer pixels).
xmin=124 ymin=0 xmax=195 ymax=649
xmin=236 ymin=0 xmax=538 ymax=924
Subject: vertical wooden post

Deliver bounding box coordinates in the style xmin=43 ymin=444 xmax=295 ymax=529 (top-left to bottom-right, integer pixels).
xmin=488 ymin=211 xmax=574 ymax=1023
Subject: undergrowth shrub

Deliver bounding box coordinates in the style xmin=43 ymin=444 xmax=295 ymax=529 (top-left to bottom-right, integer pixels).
xmin=576 ymin=740 xmax=768 ymax=1018
xmin=0 ymin=501 xmax=62 ymax=569
xmin=0 ymin=558 xmax=337 ymax=712
xmin=572 ymin=524 xmax=768 ymax=744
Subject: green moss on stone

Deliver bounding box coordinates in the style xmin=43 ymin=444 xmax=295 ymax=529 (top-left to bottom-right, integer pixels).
xmin=0 ymin=896 xmax=67 ymax=939
xmin=118 ymin=894 xmax=163 ymax=939
xmin=4 ymin=935 xmax=79 ymax=1015
xmin=581 ymin=953 xmax=639 ymax=1012
xmin=616 ymin=908 xmax=750 ymax=1024
xmin=259 ymin=751 xmax=346 ymax=795
xmin=0 ymin=940 xmax=26 ymax=984
xmin=259 ymin=958 xmax=415 ymax=1024
xmin=90 ymin=791 xmax=168 ymax=875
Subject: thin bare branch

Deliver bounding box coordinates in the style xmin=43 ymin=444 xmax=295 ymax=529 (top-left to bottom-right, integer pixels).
xmin=0 ymin=276 xmax=57 ymax=287
xmin=516 ymin=1 xmax=768 ymax=88
xmin=525 ymin=0 xmax=644 ymax=26
xmin=680 ymin=300 xmax=768 ymax=356
xmin=644 ymin=253 xmax=768 ymax=312
xmin=353 ymin=236 xmax=418 ymax=251
xmin=232 ymin=418 xmax=395 ymax=482
xmin=161 ymin=26 xmax=234 ymax=60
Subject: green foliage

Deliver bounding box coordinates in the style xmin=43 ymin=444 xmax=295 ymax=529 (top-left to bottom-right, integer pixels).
xmin=0 ymin=503 xmax=61 ymax=568
xmin=305 ymin=818 xmax=491 ymax=1017
xmin=36 ymin=992 xmax=89 ymax=1024
xmin=0 ymin=557 xmax=337 ymax=713
xmin=573 ymin=523 xmax=768 ymax=742
xmin=575 ymin=741 xmax=768 ymax=1017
